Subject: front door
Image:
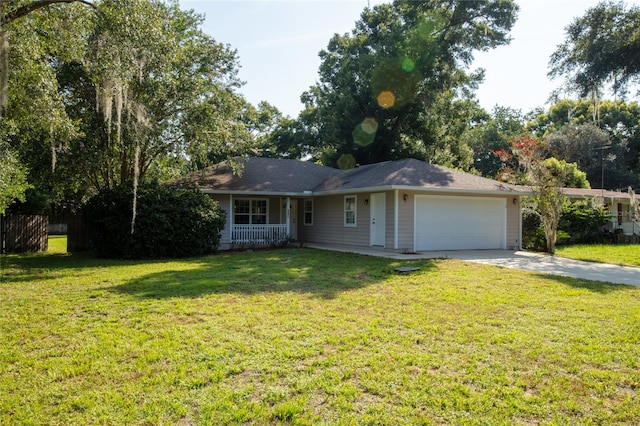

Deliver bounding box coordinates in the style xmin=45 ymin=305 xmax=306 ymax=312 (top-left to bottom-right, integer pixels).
xmin=370 ymin=193 xmax=386 ymax=246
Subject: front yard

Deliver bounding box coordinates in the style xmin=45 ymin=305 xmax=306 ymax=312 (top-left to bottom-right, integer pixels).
xmin=555 ymin=243 xmax=640 ymax=267
xmin=1 ymin=247 xmax=639 ymax=424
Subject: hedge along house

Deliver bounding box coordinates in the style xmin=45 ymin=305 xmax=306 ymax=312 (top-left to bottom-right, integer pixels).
xmin=175 ymin=157 xmax=525 ymax=252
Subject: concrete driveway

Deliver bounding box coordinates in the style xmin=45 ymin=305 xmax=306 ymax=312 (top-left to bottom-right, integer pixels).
xmin=305 ymin=244 xmax=640 ymax=287
xmin=446 ymin=250 xmax=640 ymax=286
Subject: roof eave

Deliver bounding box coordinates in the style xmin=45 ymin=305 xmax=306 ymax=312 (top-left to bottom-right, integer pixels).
xmin=313 ymin=185 xmax=529 ymax=197
xmin=198 ymin=185 xmax=531 ymax=197
xmin=200 ymin=189 xmax=309 ymax=197
xmin=564 ymin=192 xmax=631 ymax=200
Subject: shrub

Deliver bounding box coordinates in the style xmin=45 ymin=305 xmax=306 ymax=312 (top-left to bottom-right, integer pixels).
xmin=523 ymin=204 xmax=594 ymax=252
xmin=522 ymin=207 xmax=546 ymax=251
xmin=6 ymin=188 xmax=50 ymax=215
xmin=83 ymin=183 xmax=226 ymax=258
xmin=559 ymin=200 xmax=611 ymax=244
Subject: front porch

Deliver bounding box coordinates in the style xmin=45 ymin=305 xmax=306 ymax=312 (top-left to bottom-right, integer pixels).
xmin=607 ymin=209 xmax=640 ymax=240
xmin=227 ymin=195 xmax=301 ymax=246
xmin=614 ymin=221 xmax=640 ymax=236
xmin=609 ymin=219 xmax=640 ymax=243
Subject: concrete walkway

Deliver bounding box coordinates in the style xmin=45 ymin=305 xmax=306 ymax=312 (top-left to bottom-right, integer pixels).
xmin=305 ymin=244 xmax=640 ymax=287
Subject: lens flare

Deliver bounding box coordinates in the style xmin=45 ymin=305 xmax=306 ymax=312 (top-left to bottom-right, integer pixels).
xmin=337 ymin=154 xmax=356 ymax=170
xmin=416 ymin=17 xmax=441 ymax=41
xmin=323 ymin=175 xmax=343 ymax=191
xmin=401 ymin=58 xmax=415 ymax=72
xmin=353 ymin=118 xmax=378 ymax=147
xmin=377 ymin=90 xmax=396 ymax=109
xmin=371 ymin=57 xmax=422 ymax=109
xmin=361 ymin=118 xmax=378 ymax=134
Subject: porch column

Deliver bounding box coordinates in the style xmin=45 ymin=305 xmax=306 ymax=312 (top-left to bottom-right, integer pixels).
xmin=518 ymin=196 xmax=523 ymax=250
xmin=286 ymin=196 xmax=291 ymax=236
xmin=394 ymin=190 xmax=399 ymax=250
xmin=229 ymin=194 xmax=233 ymax=243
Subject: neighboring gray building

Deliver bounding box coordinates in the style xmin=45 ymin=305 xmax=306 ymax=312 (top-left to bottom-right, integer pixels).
xmin=563 ymin=187 xmax=639 ymax=236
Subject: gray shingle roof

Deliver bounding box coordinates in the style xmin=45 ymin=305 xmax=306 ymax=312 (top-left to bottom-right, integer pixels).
xmin=174 ymin=157 xmax=523 ymax=195
xmin=562 ymin=187 xmax=631 ymax=200
xmin=322 ymin=158 xmax=522 ymax=194
xmin=172 ymin=157 xmax=338 ymax=194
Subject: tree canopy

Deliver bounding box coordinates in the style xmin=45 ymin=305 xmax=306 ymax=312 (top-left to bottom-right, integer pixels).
xmin=528 ymin=98 xmax=640 ymax=190
xmin=0 ymin=139 xmax=29 ymax=213
xmin=290 ymin=0 xmax=519 ymax=169
xmin=3 ymin=0 xmax=639 ymax=218
xmin=461 ymin=106 xmax=525 ymax=178
xmin=495 ymin=135 xmax=570 ymax=254
xmin=549 ymin=1 xmax=640 ymax=98
xmin=1 ymin=0 xmax=254 ymax=214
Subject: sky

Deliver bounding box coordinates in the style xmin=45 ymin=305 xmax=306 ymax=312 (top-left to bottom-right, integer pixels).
xmin=179 ymin=0 xmax=639 ymax=118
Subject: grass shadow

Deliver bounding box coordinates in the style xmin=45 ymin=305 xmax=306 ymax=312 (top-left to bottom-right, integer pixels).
xmin=529 ymin=271 xmax=638 ymax=294
xmin=1 ymin=251 xmax=191 ymax=284
xmin=1 ymin=252 xmax=89 ymax=284
xmin=109 ymin=248 xmax=436 ymax=300
xmin=557 ymin=256 xmax=635 ymax=268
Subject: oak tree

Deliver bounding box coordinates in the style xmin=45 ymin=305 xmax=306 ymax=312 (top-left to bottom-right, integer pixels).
xmin=296 ymin=0 xmax=519 ymax=168
xmin=549 ymin=1 xmax=640 ymax=98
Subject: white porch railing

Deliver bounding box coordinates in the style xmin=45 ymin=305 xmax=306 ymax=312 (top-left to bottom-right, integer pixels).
xmin=617 ymin=221 xmax=640 ymax=236
xmin=231 ymin=224 xmax=288 ymax=244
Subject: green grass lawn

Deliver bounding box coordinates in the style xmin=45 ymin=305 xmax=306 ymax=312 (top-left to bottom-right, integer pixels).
xmin=48 ymin=235 xmax=67 ymax=254
xmin=555 ymin=244 xmax=640 ymax=267
xmin=1 ymin=247 xmax=639 ymax=425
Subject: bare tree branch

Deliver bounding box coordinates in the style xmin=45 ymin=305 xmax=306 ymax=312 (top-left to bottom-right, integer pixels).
xmin=1 ymin=0 xmax=95 ymax=27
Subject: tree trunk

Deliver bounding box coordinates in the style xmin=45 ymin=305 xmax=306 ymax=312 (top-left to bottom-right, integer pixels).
xmin=0 ymin=28 xmax=8 ymax=116
xmin=545 ymin=226 xmax=557 ymax=255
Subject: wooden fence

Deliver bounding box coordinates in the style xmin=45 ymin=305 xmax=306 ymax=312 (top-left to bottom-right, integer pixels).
xmin=0 ymin=214 xmax=48 ymax=253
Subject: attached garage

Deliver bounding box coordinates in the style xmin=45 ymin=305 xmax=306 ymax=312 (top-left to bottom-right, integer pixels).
xmin=414 ymin=194 xmax=507 ymax=251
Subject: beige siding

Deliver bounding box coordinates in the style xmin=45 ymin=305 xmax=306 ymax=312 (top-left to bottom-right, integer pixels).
xmin=300 ymin=194 xmax=369 ymax=246
xmin=384 ymin=191 xmax=394 ymax=248
xmin=268 ymin=198 xmax=280 ymax=224
xmin=208 ymin=194 xmax=232 ymax=249
xmin=506 ymin=198 xmax=521 ymax=250
xmin=397 ymin=191 xmax=415 ymax=251
xmin=212 ymin=191 xmax=522 ymax=251
xmin=301 ymin=191 xmax=398 ymax=248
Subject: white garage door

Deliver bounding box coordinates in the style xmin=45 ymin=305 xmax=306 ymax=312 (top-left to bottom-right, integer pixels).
xmin=415 ymin=195 xmax=506 ymax=251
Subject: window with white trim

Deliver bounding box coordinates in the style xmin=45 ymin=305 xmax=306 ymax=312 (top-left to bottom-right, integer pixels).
xmin=344 ymin=195 xmax=357 ymax=227
xmin=304 ymin=199 xmax=313 ymax=225
xmin=234 ymin=199 xmax=267 ymax=224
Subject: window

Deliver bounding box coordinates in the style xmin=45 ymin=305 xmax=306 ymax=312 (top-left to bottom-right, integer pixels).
xmin=234 ymin=199 xmax=267 ymax=224
xmin=344 ymin=195 xmax=357 ymax=227
xmin=304 ymin=199 xmax=313 ymax=225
